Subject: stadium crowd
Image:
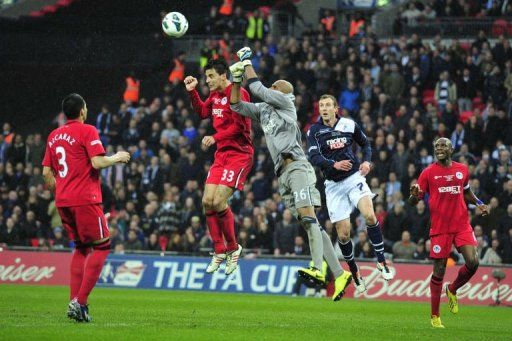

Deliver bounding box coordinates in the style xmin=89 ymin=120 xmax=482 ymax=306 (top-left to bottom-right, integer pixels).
xmin=0 ymin=14 xmax=511 ymax=264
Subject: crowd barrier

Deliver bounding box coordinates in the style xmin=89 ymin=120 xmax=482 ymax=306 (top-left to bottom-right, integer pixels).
xmin=1 ymin=250 xmax=511 ymax=306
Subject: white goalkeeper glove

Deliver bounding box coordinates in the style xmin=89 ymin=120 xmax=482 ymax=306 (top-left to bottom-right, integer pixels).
xmin=237 ymin=47 xmax=253 ymax=67
xmin=229 ymin=62 xmax=245 ymax=83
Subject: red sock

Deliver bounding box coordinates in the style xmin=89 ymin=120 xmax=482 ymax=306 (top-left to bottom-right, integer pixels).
xmin=448 ymin=264 xmax=477 ymax=294
xmin=218 ymin=207 xmax=237 ymax=252
xmin=206 ymin=210 xmax=226 ymax=254
xmin=76 ymin=247 xmax=110 ymax=305
xmin=70 ymin=247 xmax=90 ymax=300
xmin=430 ymin=275 xmax=443 ymax=316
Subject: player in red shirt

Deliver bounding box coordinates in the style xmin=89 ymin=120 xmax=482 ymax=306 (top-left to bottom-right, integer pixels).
xmin=409 ymin=138 xmax=489 ymax=328
xmin=42 ymin=93 xmax=130 ymax=322
xmin=184 ymin=59 xmax=253 ymax=275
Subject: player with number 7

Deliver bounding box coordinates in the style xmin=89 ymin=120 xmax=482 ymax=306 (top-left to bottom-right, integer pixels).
xmin=306 ymin=95 xmax=395 ymax=294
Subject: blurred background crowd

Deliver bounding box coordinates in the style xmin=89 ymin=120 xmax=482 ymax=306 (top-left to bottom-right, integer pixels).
xmin=0 ymin=0 xmax=511 ymax=265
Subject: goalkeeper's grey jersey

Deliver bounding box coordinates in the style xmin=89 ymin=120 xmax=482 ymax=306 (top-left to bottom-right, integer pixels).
xmin=230 ymin=79 xmax=307 ymax=175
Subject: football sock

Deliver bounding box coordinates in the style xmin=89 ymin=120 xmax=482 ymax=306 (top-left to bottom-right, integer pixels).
xmin=218 ymin=207 xmax=237 ymax=252
xmin=448 ymin=264 xmax=478 ymax=294
xmin=206 ymin=210 xmax=226 ymax=254
xmin=430 ymin=274 xmax=443 ymax=316
xmin=320 ymin=229 xmax=343 ymax=278
xmin=70 ymin=246 xmax=90 ymax=300
xmin=338 ymin=238 xmax=358 ymax=275
xmin=77 ymin=243 xmax=110 ymax=305
xmin=367 ymin=222 xmax=386 ymax=263
xmin=300 ymin=216 xmax=323 ymax=270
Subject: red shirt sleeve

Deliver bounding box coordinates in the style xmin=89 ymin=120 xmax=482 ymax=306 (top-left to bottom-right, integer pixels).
xmin=84 ymin=125 xmax=106 ymax=159
xmin=188 ymin=89 xmax=212 ymax=119
xmin=213 ymin=88 xmax=251 ymax=142
xmin=42 ymin=142 xmax=51 ymax=167
xmin=417 ymin=167 xmax=429 ymax=199
xmin=463 ymin=165 xmax=470 ymax=190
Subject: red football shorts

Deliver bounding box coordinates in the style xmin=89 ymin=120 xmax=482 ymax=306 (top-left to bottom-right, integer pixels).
xmin=58 ymin=204 xmax=109 ymax=245
xmin=206 ymin=150 xmax=253 ymax=190
xmin=430 ymin=228 xmax=477 ymax=259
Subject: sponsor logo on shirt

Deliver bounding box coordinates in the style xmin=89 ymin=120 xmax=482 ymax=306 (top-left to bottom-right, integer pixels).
xmin=327 ymin=137 xmax=347 ymax=149
xmin=438 ymin=185 xmax=461 ymax=194
xmin=212 ymin=109 xmax=223 ymax=118
xmin=262 ymin=119 xmax=277 ymax=134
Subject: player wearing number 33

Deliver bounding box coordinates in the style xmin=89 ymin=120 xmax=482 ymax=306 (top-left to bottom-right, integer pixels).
xmin=230 ymin=47 xmax=352 ymax=301
xmin=185 ymin=59 xmax=253 ymax=276
xmin=306 ymin=95 xmax=394 ymax=294
xmin=42 ymin=93 xmax=131 ymax=322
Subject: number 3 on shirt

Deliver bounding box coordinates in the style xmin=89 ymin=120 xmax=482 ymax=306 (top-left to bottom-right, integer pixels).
xmin=56 ymin=146 xmax=68 ymax=178
xmin=221 ymin=169 xmax=234 ymax=182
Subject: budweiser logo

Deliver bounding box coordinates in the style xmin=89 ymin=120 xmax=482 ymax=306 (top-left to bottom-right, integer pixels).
xmin=355 ymin=265 xmax=512 ymax=302
xmin=0 ymin=257 xmax=56 ymax=283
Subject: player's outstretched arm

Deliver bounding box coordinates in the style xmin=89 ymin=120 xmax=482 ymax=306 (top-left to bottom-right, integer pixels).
xmin=237 ymin=47 xmax=288 ymax=109
xmin=42 ymin=166 xmax=56 ymax=191
xmin=464 ymin=187 xmax=489 ymax=216
xmin=91 ymin=151 xmax=130 ymax=170
xmin=229 ymin=62 xmax=260 ymax=120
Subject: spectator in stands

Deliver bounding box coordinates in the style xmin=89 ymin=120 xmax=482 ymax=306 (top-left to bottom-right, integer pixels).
xmin=273 ymin=209 xmax=298 ymax=255
xmin=481 ymin=238 xmax=502 ymax=264
xmin=435 ymin=71 xmax=457 ymax=113
xmin=393 ymin=230 xmax=417 ymax=259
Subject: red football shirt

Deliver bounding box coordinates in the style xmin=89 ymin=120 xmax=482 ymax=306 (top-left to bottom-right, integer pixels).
xmin=417 ymin=161 xmax=471 ymax=235
xmin=42 ymin=120 xmax=105 ymax=207
xmin=188 ymin=84 xmax=253 ymax=155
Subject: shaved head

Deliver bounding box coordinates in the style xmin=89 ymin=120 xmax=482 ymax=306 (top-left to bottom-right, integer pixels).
xmin=433 ymin=137 xmax=452 ymax=149
xmin=271 ymin=80 xmax=294 ymax=94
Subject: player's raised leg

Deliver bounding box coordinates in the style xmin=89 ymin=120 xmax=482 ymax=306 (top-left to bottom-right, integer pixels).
xmin=203 ymin=184 xmax=227 ymax=273
xmin=336 ymin=219 xmax=366 ymax=293
xmin=446 ymin=244 xmax=479 ymax=314
xmin=430 ymin=258 xmax=447 ymax=328
xmin=357 ymin=195 xmax=393 ymax=280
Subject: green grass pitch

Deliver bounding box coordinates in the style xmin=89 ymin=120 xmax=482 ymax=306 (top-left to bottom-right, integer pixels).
xmin=1 ymin=284 xmax=511 ymax=340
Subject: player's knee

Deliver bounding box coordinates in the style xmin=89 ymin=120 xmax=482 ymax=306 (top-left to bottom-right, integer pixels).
xmin=299 ymin=216 xmax=317 ymax=230
xmin=433 ymin=263 xmax=446 ymax=277
xmin=338 ymin=231 xmax=350 ymax=242
xmin=467 ymin=258 xmax=479 ymax=272
xmin=202 ymin=196 xmax=214 ymax=211
xmin=363 ymin=212 xmax=377 ymax=226
xmin=212 ymin=196 xmax=228 ymax=212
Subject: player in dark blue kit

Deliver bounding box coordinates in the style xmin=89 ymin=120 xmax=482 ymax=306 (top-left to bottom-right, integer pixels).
xmin=307 ymin=95 xmax=394 ymax=292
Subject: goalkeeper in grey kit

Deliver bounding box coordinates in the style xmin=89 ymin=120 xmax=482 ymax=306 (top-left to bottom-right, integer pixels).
xmin=229 ymin=47 xmax=352 ymax=301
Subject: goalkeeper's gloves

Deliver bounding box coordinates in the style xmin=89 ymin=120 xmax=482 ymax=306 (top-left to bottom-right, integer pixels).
xmin=237 ymin=47 xmax=253 ymax=67
xmin=229 ymin=62 xmax=245 ymax=83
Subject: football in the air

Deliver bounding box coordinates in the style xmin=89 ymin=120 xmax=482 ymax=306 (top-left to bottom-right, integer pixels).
xmin=162 ymin=12 xmax=188 ymax=38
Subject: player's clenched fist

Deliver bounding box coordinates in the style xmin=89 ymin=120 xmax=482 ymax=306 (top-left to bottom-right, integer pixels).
xmin=114 ymin=151 xmax=131 ymax=163
xmin=237 ymin=47 xmax=252 ymax=61
xmin=202 ymin=136 xmax=216 ymax=148
xmin=184 ymin=76 xmax=198 ymax=91
xmin=409 ymin=183 xmax=423 ymax=198
xmin=229 ymin=62 xmax=245 ymax=83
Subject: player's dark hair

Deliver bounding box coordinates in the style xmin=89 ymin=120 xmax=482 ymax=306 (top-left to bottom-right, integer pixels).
xmin=62 ymin=93 xmax=85 ymax=119
xmin=319 ymin=94 xmax=338 ymax=108
xmin=204 ymin=58 xmax=229 ymax=76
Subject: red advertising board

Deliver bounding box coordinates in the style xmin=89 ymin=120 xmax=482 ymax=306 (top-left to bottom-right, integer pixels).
xmin=0 ymin=250 xmax=71 ymax=285
xmin=339 ymin=262 xmax=512 ymax=306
